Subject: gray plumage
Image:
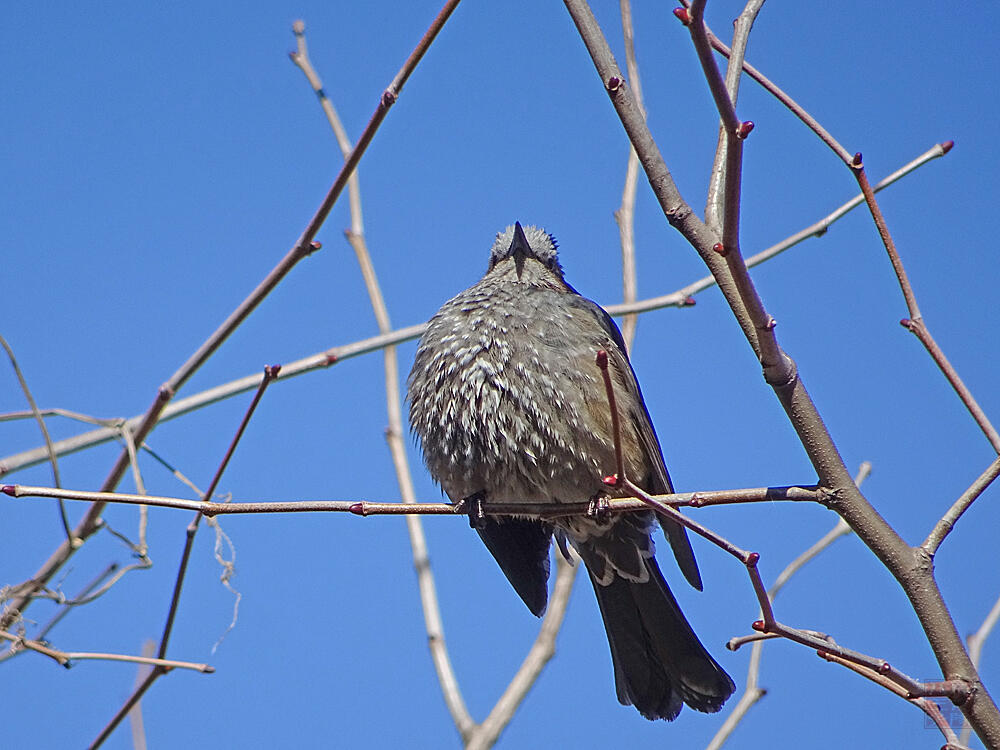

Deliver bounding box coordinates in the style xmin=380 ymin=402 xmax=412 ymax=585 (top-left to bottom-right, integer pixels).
xmin=407 ymin=222 xmax=734 ymax=720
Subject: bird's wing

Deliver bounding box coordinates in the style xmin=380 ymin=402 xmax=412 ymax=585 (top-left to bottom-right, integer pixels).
xmin=475 ymin=516 xmax=554 ymax=617
xmin=571 ymin=294 xmax=703 ymax=591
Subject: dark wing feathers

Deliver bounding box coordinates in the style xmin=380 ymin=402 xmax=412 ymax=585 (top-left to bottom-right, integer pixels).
xmin=577 ymin=297 xmax=703 ymax=591
xmin=476 ymin=517 xmax=553 ymax=617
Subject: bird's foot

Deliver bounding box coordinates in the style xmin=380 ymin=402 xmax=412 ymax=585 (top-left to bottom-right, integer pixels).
xmin=455 ymin=491 xmax=488 ymax=529
xmin=586 ymin=493 xmax=612 ymax=524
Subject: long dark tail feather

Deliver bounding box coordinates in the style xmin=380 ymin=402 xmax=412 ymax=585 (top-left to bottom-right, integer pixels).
xmin=476 ymin=517 xmax=553 ymax=617
xmin=659 ymin=514 xmax=703 ymax=592
xmin=587 ymin=556 xmax=735 ymax=720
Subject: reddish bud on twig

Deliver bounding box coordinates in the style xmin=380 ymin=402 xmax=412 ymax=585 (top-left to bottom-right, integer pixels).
xmin=309 ymin=240 xmax=322 ymax=251
xmin=264 ymin=364 xmax=282 ymax=380
xmin=879 ymin=661 xmax=892 ymax=675
xmin=606 ymin=76 xmax=622 ymax=92
xmin=323 ymin=353 xmax=339 ymax=366
xmin=736 ymin=121 xmax=755 ymax=139
xmin=764 ymin=317 xmax=777 ymax=331
xmin=381 ymin=90 xmax=398 ymax=107
xmin=595 ymin=350 xmax=609 ymax=370
xmin=602 ymin=474 xmax=619 ymax=487
xmin=752 ymin=620 xmax=765 ymax=632
xmin=713 ymin=242 xmax=728 ymax=257
xmin=852 ymin=152 xmax=863 ymax=168
xmin=1 ymin=485 xmax=15 ymax=496
xmin=349 ymin=503 xmax=365 ymax=515
xmin=747 ymin=551 xmax=760 ymax=565
xmin=288 ymin=51 xmax=299 ymax=62
xmin=681 ymin=296 xmax=697 ymax=307
xmin=899 ymin=318 xmax=914 ymax=330
xmin=941 ymin=140 xmax=954 ymax=154
xmin=673 ymin=7 xmax=691 ymax=25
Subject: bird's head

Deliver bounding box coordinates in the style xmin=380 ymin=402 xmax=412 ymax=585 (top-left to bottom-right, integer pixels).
xmin=487 ymin=222 xmax=563 ymax=279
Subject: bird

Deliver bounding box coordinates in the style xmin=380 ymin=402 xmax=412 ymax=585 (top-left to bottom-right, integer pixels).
xmin=407 ymin=222 xmax=734 ymax=721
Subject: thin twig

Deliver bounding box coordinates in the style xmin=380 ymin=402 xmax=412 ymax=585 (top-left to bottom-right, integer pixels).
xmin=711 ymin=463 xmax=869 ymax=748
xmin=0 ymin=630 xmax=212 ymax=673
xmin=962 ymin=593 xmax=1000 ymax=746
xmin=923 ymin=455 xmax=1000 ymax=556
xmin=90 ymin=367 xmax=278 ymax=748
xmin=0 ymin=0 xmax=461 ymax=635
xmin=290 ymin=20 xmax=474 ymax=734
xmin=676 ymin=3 xmax=853 ymax=163
xmin=679 ymin=0 xmax=997 ymax=456
xmin=128 ymin=640 xmax=156 ymax=750
xmin=860 ymin=149 xmax=999 ymax=452
xmin=468 ymin=552 xmax=578 ymax=750
xmin=1 ymin=141 xmax=950 ymax=481
xmin=2 ymin=483 xmax=824 ymax=516
xmin=704 ymin=0 xmax=764 ymax=233
xmin=0 ymin=563 xmax=119 ymax=664
xmin=0 ymin=334 xmax=72 ymax=544
xmin=563 ymin=4 xmax=999 ymax=742
xmin=614 ymin=0 xmax=643 ymax=351
xmin=687 ymin=0 xmax=785 ymax=382
xmin=899 ymin=315 xmax=1000 ymax=453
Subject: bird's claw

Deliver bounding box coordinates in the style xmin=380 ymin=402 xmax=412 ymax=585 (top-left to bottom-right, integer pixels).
xmin=587 ymin=494 xmax=612 ymax=524
xmin=456 ymin=491 xmax=488 ymax=529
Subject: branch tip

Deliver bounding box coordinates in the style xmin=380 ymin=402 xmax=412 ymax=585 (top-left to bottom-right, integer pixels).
xmin=672 ymin=7 xmax=691 ymax=25
xmin=1 ymin=484 xmax=14 ymax=496
xmin=595 ymin=349 xmax=609 ymax=370
xmin=941 ymin=139 xmax=954 ymax=154
xmin=292 ymin=19 xmax=305 ymax=34
xmin=851 ymin=151 xmax=864 ymax=168
xmin=747 ymin=551 xmax=760 ymax=565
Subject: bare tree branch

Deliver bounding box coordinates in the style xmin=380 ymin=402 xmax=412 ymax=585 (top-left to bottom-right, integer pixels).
xmin=3 ymin=483 xmax=824 ymax=516
xmin=0 ymin=0 xmax=462 ymax=636
xmin=0 ymin=140 xmax=950 ymax=484
xmin=614 ymin=0 xmax=643 ymax=351
xmin=291 ymin=19 xmax=475 ymax=735
xmin=0 ymin=630 xmax=212 ymax=673
xmin=468 ymin=553 xmax=578 ymax=750
xmin=562 ymin=0 xmax=1000 ymax=743
xmin=0 ymin=333 xmax=71 ymax=543
xmin=923 ymin=455 xmax=1000 ymax=556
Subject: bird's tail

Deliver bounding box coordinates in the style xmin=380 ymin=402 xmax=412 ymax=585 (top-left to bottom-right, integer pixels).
xmin=587 ymin=555 xmax=735 ymax=721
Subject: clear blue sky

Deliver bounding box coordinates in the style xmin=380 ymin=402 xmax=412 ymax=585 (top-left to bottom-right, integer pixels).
xmin=2 ymin=2 xmax=998 ymax=748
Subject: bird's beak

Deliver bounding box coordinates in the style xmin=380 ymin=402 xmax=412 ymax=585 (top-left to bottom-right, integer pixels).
xmin=510 ymin=221 xmax=530 ymax=279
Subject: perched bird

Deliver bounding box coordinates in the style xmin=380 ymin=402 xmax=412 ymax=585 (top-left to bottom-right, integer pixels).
xmin=407 ymin=222 xmax=734 ymax=720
